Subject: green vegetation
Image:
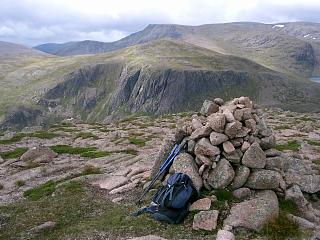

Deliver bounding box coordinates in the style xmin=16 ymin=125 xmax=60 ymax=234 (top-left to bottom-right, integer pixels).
xmin=81 ymin=151 xmax=110 ymax=158
xmin=119 ymin=148 xmax=138 ymax=155
xmin=81 ymin=165 xmax=101 ymax=175
xmin=307 ymin=140 xmax=320 ymax=146
xmin=299 ymin=116 xmax=316 ymax=122
xmin=75 ymin=132 xmax=99 ymax=140
xmin=279 ymin=198 xmax=300 ymax=215
xmin=50 ymin=145 xmax=97 ymax=155
xmin=0 ymin=131 xmax=59 ymax=144
xmin=276 ymin=140 xmax=300 ymax=152
xmin=15 ymin=180 xmax=26 ymax=187
xmin=24 ymin=180 xmax=57 ymax=201
xmin=215 ymin=189 xmax=233 ymax=201
xmin=128 ymin=137 xmax=147 ymax=146
xmin=0 ymin=147 xmax=28 ymax=159
xmin=274 ymin=124 xmax=290 ymax=130
xmin=261 ymin=214 xmax=302 ymax=240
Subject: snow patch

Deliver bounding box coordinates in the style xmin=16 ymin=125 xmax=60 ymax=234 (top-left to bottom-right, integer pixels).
xmin=272 ymin=24 xmax=284 ymax=28
xmin=304 ymin=34 xmax=310 ymax=38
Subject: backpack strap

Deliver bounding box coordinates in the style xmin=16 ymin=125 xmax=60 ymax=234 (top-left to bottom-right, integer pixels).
xmin=132 ymin=205 xmax=158 ymax=217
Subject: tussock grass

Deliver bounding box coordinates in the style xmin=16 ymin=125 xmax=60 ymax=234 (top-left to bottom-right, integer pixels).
xmin=81 ymin=165 xmax=101 ymax=175
xmin=276 ymin=140 xmax=300 ymax=152
xmin=24 ymin=180 xmax=57 ymax=201
xmin=0 ymin=147 xmax=28 ymax=159
xmin=307 ymin=140 xmax=320 ymax=146
xmin=0 ymin=131 xmax=59 ymax=144
xmin=50 ymin=145 xmax=97 ymax=155
xmin=75 ymin=132 xmax=99 ymax=140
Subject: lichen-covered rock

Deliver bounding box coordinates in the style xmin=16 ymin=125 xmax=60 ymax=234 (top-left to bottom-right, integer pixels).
xmin=190 ymin=125 xmax=212 ymax=140
xmin=195 ymin=138 xmax=221 ymax=157
xmin=207 ymin=113 xmax=226 ymax=133
xmin=230 ymin=165 xmax=250 ymax=190
xmin=207 ymin=159 xmax=235 ymax=189
xmin=200 ymin=100 xmax=219 ymax=116
xmin=191 ymin=118 xmax=203 ymax=130
xmin=224 ymin=190 xmax=279 ymax=231
xmin=209 ymin=132 xmax=228 ymax=145
xmin=224 ymin=121 xmax=242 ymax=139
xmin=245 ymin=169 xmax=281 ymax=189
xmin=223 ymin=109 xmax=236 ymax=123
xmin=216 ymin=230 xmax=235 ymax=240
xmin=222 ymin=149 xmax=243 ymax=163
xmin=20 ymin=146 xmax=58 ymax=163
xmin=223 ymin=141 xmax=235 ymax=154
xmin=232 ymin=187 xmax=251 ymax=199
xmin=193 ymin=210 xmax=219 ymax=231
xmin=285 ymin=173 xmax=320 ymax=193
xmin=172 ymin=153 xmax=203 ymax=191
xmin=214 ymin=98 xmax=224 ymax=106
xmin=242 ymin=142 xmax=266 ymax=168
xmin=265 ymin=156 xmax=288 ymax=171
xmin=260 ymin=135 xmax=276 ymax=150
xmin=189 ymin=198 xmax=212 ymax=211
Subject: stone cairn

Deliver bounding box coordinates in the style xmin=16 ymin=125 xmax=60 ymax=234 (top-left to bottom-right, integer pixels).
xmin=154 ymin=96 xmax=320 ymax=239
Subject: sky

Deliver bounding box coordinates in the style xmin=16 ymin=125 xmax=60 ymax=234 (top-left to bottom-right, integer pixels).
xmin=1 ymin=0 xmax=320 ymax=46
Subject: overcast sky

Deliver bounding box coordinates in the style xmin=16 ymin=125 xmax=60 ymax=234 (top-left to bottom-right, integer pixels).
xmin=1 ymin=0 xmax=320 ymax=46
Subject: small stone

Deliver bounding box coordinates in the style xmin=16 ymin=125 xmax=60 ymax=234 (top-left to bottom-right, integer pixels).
xmin=223 ymin=109 xmax=236 ymax=122
xmin=210 ymin=132 xmax=228 ymax=145
xmin=222 ymin=149 xmax=243 ymax=164
xmin=130 ymin=235 xmax=167 ymax=240
xmin=260 ymin=129 xmax=273 ymax=137
xmin=216 ymin=230 xmax=235 ymax=240
xmin=245 ymin=169 xmax=282 ymax=189
xmin=195 ymin=138 xmax=221 ymax=157
xmin=207 ymin=159 xmax=235 ymax=189
xmin=193 ymin=210 xmax=219 ymax=231
xmin=214 ymin=98 xmax=224 ymax=106
xmin=242 ymin=108 xmax=253 ymax=120
xmin=245 ymin=119 xmax=257 ymax=132
xmin=196 ymin=154 xmax=213 ymax=166
xmin=189 ymin=198 xmax=212 ymax=211
xmin=224 ymin=121 xmax=242 ymax=139
xmin=232 ymin=187 xmax=251 ymax=199
xmin=20 ymin=146 xmax=58 ymax=163
xmin=260 ymin=135 xmax=276 ymax=150
xmin=0 ymin=156 xmax=4 ymax=164
xmin=287 ymin=214 xmax=316 ymax=230
xmin=235 ymin=127 xmax=251 ymax=138
xmin=230 ymin=138 xmax=243 ymax=147
xmin=238 ymin=96 xmax=253 ymax=108
xmin=230 ymin=166 xmax=250 ymax=190
xmin=242 ymin=142 xmax=266 ymax=168
xmin=285 ymin=185 xmax=308 ymax=209
xmin=30 ymin=221 xmax=56 ymax=234
xmin=241 ymin=141 xmax=250 ymax=152
xmin=190 ymin=125 xmax=212 ymax=140
xmin=265 ymin=157 xmax=288 ymax=171
xmin=223 ymin=141 xmax=235 ymax=154
xmin=200 ymin=100 xmax=219 ymax=116
xmin=207 ymin=113 xmax=226 ymax=133
xmin=112 ymin=197 xmax=123 ymax=203
xmin=233 ymin=109 xmax=243 ymax=121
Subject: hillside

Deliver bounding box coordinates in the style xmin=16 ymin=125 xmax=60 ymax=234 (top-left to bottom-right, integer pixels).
xmin=34 ymin=22 xmax=320 ymax=78
xmin=2 ymin=39 xmax=320 ymax=129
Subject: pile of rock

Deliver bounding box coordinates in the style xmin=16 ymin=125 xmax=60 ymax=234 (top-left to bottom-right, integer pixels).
xmin=154 ymin=96 xmax=320 ymax=239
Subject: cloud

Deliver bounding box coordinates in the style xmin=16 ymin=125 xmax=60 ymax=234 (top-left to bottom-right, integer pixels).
xmin=1 ymin=0 xmax=320 ymax=46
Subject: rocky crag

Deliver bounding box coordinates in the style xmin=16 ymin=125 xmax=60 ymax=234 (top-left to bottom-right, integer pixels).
xmin=151 ymin=96 xmax=320 ymax=239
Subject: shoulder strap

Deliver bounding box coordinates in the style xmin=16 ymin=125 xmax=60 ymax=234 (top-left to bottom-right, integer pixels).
xmin=132 ymin=205 xmax=158 ymax=217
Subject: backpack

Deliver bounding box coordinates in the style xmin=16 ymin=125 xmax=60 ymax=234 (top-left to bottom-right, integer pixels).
xmin=133 ymin=173 xmax=198 ymax=224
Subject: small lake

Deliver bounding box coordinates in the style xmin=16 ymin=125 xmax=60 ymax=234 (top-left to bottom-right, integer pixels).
xmin=309 ymin=77 xmax=320 ymax=83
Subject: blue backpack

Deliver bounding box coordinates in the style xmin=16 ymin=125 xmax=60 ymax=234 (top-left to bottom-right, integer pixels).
xmin=133 ymin=173 xmax=198 ymax=224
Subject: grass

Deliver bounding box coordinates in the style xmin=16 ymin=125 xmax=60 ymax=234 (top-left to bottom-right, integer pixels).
xmin=260 ymin=214 xmax=302 ymax=240
xmin=215 ymin=189 xmax=233 ymax=201
xmin=0 ymin=147 xmax=28 ymax=159
xmin=1 ymin=181 xmax=214 ymax=240
xmin=75 ymin=132 xmax=99 ymax=140
xmin=81 ymin=165 xmax=101 ymax=175
xmin=306 ymin=140 xmax=320 ymax=146
xmin=0 ymin=131 xmax=59 ymax=144
xmin=299 ymin=116 xmax=316 ymax=122
xmin=15 ymin=180 xmax=26 ymax=187
xmin=81 ymin=151 xmax=110 ymax=158
xmin=128 ymin=137 xmax=147 ymax=146
xmin=276 ymin=140 xmax=300 ymax=152
xmin=274 ymin=124 xmax=290 ymax=130
xmin=279 ymin=198 xmax=300 ymax=215
xmin=24 ymin=180 xmax=57 ymax=201
xmin=50 ymin=145 xmax=97 ymax=155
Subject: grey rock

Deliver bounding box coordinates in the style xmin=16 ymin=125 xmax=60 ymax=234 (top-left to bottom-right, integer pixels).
xmin=191 ymin=118 xmax=203 ymax=130
xmin=214 ymin=98 xmax=224 ymax=106
xmin=172 ymin=153 xmax=203 ymax=191
xmin=242 ymin=142 xmax=266 ymax=168
xmin=196 ymin=154 xmax=213 ymax=166
xmin=233 ymin=187 xmax=251 ymax=199
xmin=187 ymin=140 xmax=196 ymax=153
xmin=193 ymin=210 xmax=219 ymax=231
xmin=233 ymin=109 xmax=243 ymax=121
xmin=0 ymin=156 xmax=4 ymax=164
xmin=30 ymin=221 xmax=56 ymax=234
xmin=200 ymin=100 xmax=219 ymax=116
xmin=285 ymin=185 xmax=308 ymax=209
xmin=189 ymin=198 xmax=212 ymax=211
xmin=224 ymin=190 xmax=279 ymax=231
xmin=265 ymin=157 xmax=288 ymax=171
xmin=207 ymin=113 xmax=226 ymax=133
xmin=260 ymin=135 xmax=276 ymax=150
xmin=285 ymin=173 xmax=320 ymax=193
xmin=265 ymin=148 xmax=282 ymax=157
xmin=223 ymin=141 xmax=235 ymax=154
xmin=224 ymin=121 xmax=242 ymax=139
xmin=230 ymin=166 xmax=250 ymax=189
xmin=260 ymin=129 xmax=273 ymax=137
xmin=223 ymin=109 xmax=236 ymax=122
xmin=216 ymin=230 xmax=235 ymax=240
xmin=285 ymin=156 xmax=313 ymax=174
xmin=245 ymin=169 xmax=282 ymax=189
xmin=287 ymin=214 xmax=316 ymax=230
xmin=235 ymin=127 xmax=251 ymax=138
xmin=242 ymin=108 xmax=253 ymax=120
xmin=223 ymin=149 xmax=243 ymax=164
xmin=20 ymin=146 xmax=58 ymax=163
xmin=195 ymin=138 xmax=221 ymax=157
xmin=245 ymin=119 xmax=257 ymax=132
xmin=210 ymin=132 xmax=228 ymax=145
xmin=129 ymin=235 xmax=167 ymax=240
xmin=207 ymin=159 xmax=235 ymax=189
xmin=238 ymin=96 xmax=253 ymax=108
xmin=241 ymin=141 xmax=250 ymax=152
xmin=190 ymin=125 xmax=212 ymax=140
xmin=230 ymin=138 xmax=243 ymax=147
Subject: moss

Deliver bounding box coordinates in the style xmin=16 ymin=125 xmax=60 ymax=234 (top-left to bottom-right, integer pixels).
xmin=307 ymin=140 xmax=320 ymax=146
xmin=128 ymin=137 xmax=147 ymax=146
xmin=75 ymin=132 xmax=99 ymax=140
xmin=0 ymin=147 xmax=28 ymax=159
xmin=50 ymin=145 xmax=97 ymax=155
xmin=276 ymin=140 xmax=300 ymax=152
xmin=260 ymin=214 xmax=303 ymax=240
xmin=81 ymin=165 xmax=101 ymax=175
xmin=24 ymin=180 xmax=57 ymax=201
xmin=15 ymin=180 xmax=26 ymax=187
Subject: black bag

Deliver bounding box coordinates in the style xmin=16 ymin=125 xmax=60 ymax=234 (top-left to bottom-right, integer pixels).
xmin=133 ymin=173 xmax=198 ymax=224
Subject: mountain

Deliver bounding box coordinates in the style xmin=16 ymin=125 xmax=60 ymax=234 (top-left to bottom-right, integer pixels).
xmin=0 ymin=41 xmax=47 ymax=56
xmin=34 ymin=22 xmax=320 ymax=78
xmin=2 ymin=39 xmax=320 ymax=129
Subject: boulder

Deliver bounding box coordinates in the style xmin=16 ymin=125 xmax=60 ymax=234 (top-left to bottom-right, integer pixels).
xmin=285 ymin=173 xmax=320 ymax=193
xmin=223 ymin=109 xmax=236 ymax=123
xmin=287 ymin=214 xmax=316 ymax=230
xmin=245 ymin=119 xmax=256 ymax=132
xmin=207 ymin=159 xmax=235 ymax=189
xmin=196 ymin=154 xmax=213 ymax=166
xmin=232 ymin=187 xmax=251 ymax=199
xmin=222 ymin=149 xmax=243 ymax=164
xmin=195 ymin=138 xmax=221 ymax=157
xmin=193 ymin=210 xmax=219 ymax=231
xmin=224 ymin=121 xmax=242 ymax=139
xmin=214 ymin=98 xmax=224 ymax=106
xmin=222 ymin=141 xmax=235 ymax=154
xmin=242 ymin=142 xmax=266 ymax=168
xmin=265 ymin=157 xmax=288 ymax=171
xmin=233 ymin=109 xmax=243 ymax=121
xmin=241 ymin=141 xmax=250 ymax=152
xmin=191 ymin=118 xmax=203 ymax=130
xmin=238 ymin=96 xmax=253 ymax=108
xmin=260 ymin=135 xmax=276 ymax=150
xmin=230 ymin=166 xmax=250 ymax=190
xmin=264 ymin=148 xmax=282 ymax=157
xmin=189 ymin=198 xmax=212 ymax=211
xmin=224 ymin=190 xmax=279 ymax=231
xmin=285 ymin=185 xmax=308 ymax=209
xmin=216 ymin=230 xmax=235 ymax=240
xmin=20 ymin=146 xmax=58 ymax=162
xmin=207 ymin=113 xmax=226 ymax=133
xmin=200 ymin=100 xmax=219 ymax=116
xmin=190 ymin=125 xmax=212 ymax=140
xmin=209 ymin=132 xmax=228 ymax=146
xmin=172 ymin=153 xmax=203 ymax=191
xmin=245 ymin=170 xmax=281 ymax=189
